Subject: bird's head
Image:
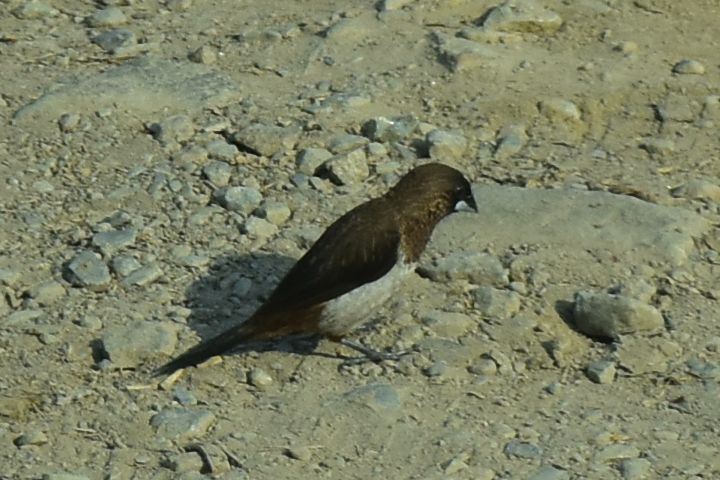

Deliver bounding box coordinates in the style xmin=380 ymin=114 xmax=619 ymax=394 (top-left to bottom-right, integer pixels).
xmin=389 ymin=163 xmax=477 ymax=218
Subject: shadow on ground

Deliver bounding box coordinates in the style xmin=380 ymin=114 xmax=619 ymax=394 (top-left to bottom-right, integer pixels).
xmin=181 ymin=252 xmax=321 ymax=357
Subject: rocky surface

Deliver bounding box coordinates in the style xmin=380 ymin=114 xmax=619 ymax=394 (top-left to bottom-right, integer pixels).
xmin=1 ymin=0 xmax=719 ymax=478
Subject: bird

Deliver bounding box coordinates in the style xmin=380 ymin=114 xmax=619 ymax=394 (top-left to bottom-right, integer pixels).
xmin=155 ymin=162 xmax=477 ymax=375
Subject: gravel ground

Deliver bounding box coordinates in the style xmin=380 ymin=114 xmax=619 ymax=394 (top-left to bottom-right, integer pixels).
xmin=1 ymin=0 xmax=719 ymax=479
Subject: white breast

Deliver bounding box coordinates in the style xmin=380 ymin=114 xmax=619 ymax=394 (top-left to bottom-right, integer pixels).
xmin=318 ymin=256 xmax=416 ymax=337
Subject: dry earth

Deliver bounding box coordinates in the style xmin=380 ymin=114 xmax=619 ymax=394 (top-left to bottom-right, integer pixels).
xmin=0 ymin=0 xmax=719 ymax=479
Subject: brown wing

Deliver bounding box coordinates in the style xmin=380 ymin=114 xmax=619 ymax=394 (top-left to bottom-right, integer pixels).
xmin=256 ymin=197 xmax=401 ymax=315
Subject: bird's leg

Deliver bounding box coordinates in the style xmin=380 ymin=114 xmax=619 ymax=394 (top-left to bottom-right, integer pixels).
xmin=337 ymin=338 xmax=408 ymax=363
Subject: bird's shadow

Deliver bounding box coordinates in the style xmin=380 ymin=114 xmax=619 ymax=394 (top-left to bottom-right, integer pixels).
xmin=182 ymin=252 xmax=324 ymax=358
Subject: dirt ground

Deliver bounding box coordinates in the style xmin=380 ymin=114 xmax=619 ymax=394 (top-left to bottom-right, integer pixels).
xmin=1 ymin=0 xmax=719 ymax=479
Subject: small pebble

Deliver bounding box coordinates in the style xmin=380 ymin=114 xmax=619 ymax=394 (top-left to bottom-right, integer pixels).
xmin=149 ymin=115 xmax=196 ymax=144
xmin=473 ymin=287 xmax=521 ymax=319
xmin=243 ymin=217 xmax=278 ymax=239
xmin=85 ymin=7 xmax=127 ymax=27
xmin=188 ymin=45 xmax=217 ymax=64
xmin=64 ymin=251 xmax=112 ymax=291
xmin=296 ymin=148 xmax=332 ymax=175
xmin=111 ymin=255 xmax=142 ymax=277
xmin=426 ymin=129 xmax=468 ymax=160
xmin=247 ymin=367 xmax=273 ymax=388
xmin=323 ymin=149 xmax=369 ymax=185
xmin=285 ymin=446 xmax=313 ymax=461
xmin=14 ymin=430 xmax=48 ymax=447
xmin=621 ymin=458 xmax=652 ymax=480
xmin=256 ymin=201 xmax=291 ymax=225
xmin=122 ymin=263 xmax=163 ymax=287
xmin=586 ymin=360 xmax=616 ymax=384
xmin=673 ymin=59 xmax=705 ymax=75
xmin=150 ymin=407 xmax=216 ymax=441
xmin=504 ymin=440 xmax=542 ymax=459
xmin=572 ymin=291 xmax=664 ymax=339
xmin=202 ymin=161 xmax=232 ymax=187
xmin=214 ymin=186 xmax=263 ymax=214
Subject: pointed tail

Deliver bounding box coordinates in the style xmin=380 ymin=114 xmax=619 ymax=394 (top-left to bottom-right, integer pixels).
xmin=153 ymin=323 xmax=257 ymax=376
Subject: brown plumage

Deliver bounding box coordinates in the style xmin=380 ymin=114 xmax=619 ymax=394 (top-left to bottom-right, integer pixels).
xmin=155 ymin=163 xmax=476 ymax=375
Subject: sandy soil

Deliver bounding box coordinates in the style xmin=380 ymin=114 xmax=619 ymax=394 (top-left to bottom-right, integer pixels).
xmin=1 ymin=0 xmax=719 ymax=479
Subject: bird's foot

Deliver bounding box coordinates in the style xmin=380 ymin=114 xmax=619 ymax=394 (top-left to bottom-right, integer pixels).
xmin=338 ymin=338 xmax=409 ymax=364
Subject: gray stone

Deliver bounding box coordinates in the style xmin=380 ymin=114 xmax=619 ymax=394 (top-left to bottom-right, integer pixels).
xmin=613 ymin=278 xmax=656 ymax=303
xmin=324 ymin=15 xmax=378 ymax=42
xmin=101 ymin=321 xmax=178 ymax=368
xmin=6 ymin=309 xmax=44 ymax=327
xmin=285 ymin=446 xmax=313 ymax=461
xmin=426 ymin=129 xmax=468 ymax=160
xmin=85 ymin=7 xmax=127 ymax=27
xmin=256 ymin=201 xmax=291 ymax=225
xmin=14 ymin=58 xmax=242 ymax=132
xmin=421 ymin=252 xmax=508 ymax=286
xmin=214 ymin=186 xmax=263 ymax=213
xmin=473 ymin=286 xmax=521 ymax=318
xmin=58 ymin=113 xmax=81 ymax=132
xmin=202 ymin=161 xmax=232 ymax=187
xmin=494 ymin=125 xmax=528 ymax=159
xmin=32 ymin=180 xmax=54 ymax=193
xmin=247 ymin=367 xmax=273 ymax=388
xmin=539 ymin=98 xmax=581 ymax=122
xmin=231 ymin=124 xmax=301 ymax=157
xmin=673 ymin=59 xmax=705 ymax=75
xmin=188 ymin=45 xmax=217 ymax=64
xmin=433 ymin=32 xmax=499 ymax=71
xmin=163 ymin=452 xmax=204 ymax=473
xmin=617 ymin=337 xmax=681 ymax=375
xmin=110 ymin=255 xmax=141 ymax=277
xmin=367 ymin=143 xmax=389 ymax=158
xmin=150 ymin=407 xmax=216 ymax=441
xmin=640 ymin=137 xmax=675 ymax=156
xmin=339 ymin=383 xmax=401 ymax=410
xmin=93 ymin=29 xmax=136 ymax=53
xmin=573 ymin=291 xmax=664 ymax=339
xmin=621 ymin=458 xmax=652 ymax=480
xmin=73 ymin=315 xmax=103 ymax=331
xmin=206 ymin=139 xmax=239 ymax=162
xmin=528 ymin=465 xmax=570 ymax=480
xmin=686 ymin=358 xmax=720 ymax=381
xmin=13 ymin=1 xmax=58 ymax=19
xmin=149 ymin=115 xmax=195 ymax=144
xmin=671 ymin=179 xmax=720 ymax=202
xmin=656 ymin=94 xmax=695 ymax=123
xmin=467 ymin=357 xmax=498 ymax=376
xmin=326 ymin=134 xmax=370 ymax=154
xmin=361 ymin=115 xmax=419 ymax=142
xmin=243 ymin=217 xmax=278 ymax=238
xmin=176 ymin=255 xmax=210 ymax=268
xmin=122 ymin=263 xmax=163 ymax=287
xmin=26 ymin=280 xmax=66 ymax=306
xmin=64 ymin=251 xmax=112 ymax=291
xmin=0 ymin=267 xmax=21 ymax=286
xmin=296 ymin=148 xmax=332 ymax=175
xmin=586 ymin=360 xmax=616 ymax=384
xmin=429 ymin=185 xmax=709 ymax=268
xmin=504 ymin=440 xmax=542 ymax=459
xmin=421 ymin=310 xmax=474 ymax=338
xmin=92 ymin=229 xmax=136 ymax=254
xmin=42 ymin=473 xmax=91 ymax=480
xmin=377 ymin=0 xmax=415 ymax=11
xmin=481 ymin=0 xmax=563 ymax=33
xmin=14 ymin=430 xmax=48 ymax=447
xmin=594 ymin=444 xmax=640 ymax=462
xmin=323 ymin=149 xmax=369 ymax=185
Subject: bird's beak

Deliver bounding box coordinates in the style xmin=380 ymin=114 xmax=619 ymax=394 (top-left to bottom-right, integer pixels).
xmin=454 ymin=196 xmax=478 ymax=213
